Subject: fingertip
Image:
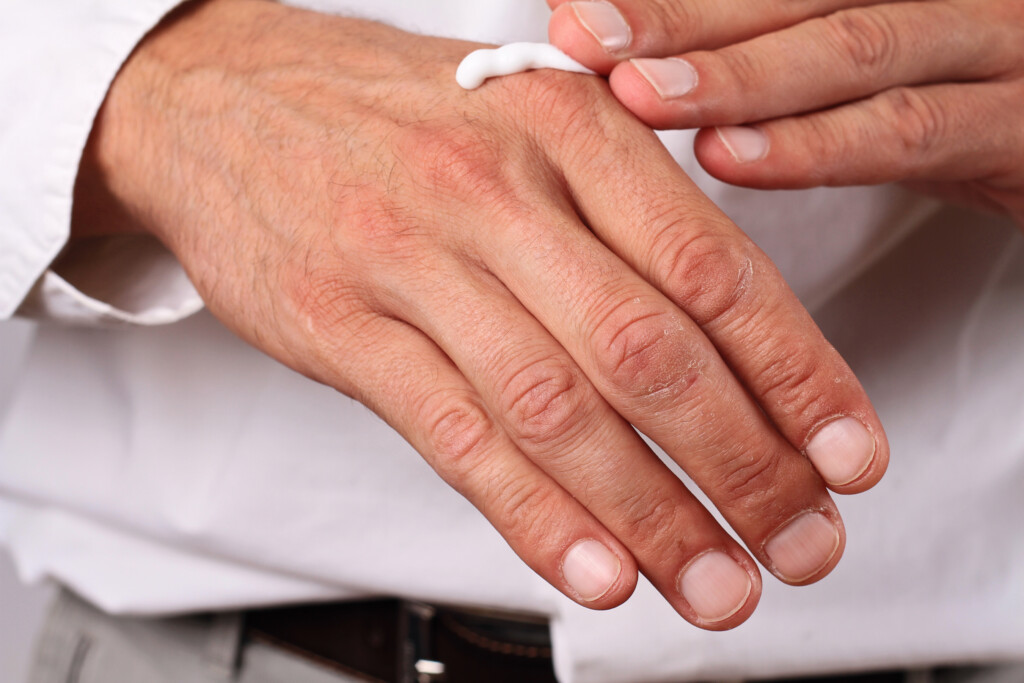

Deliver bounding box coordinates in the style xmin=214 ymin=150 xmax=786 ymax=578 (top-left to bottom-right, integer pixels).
xmin=676 ymin=550 xmax=763 ymax=631
xmin=560 ymin=538 xmax=638 ymax=609
xmin=608 ymin=61 xmax=688 ymax=130
xmin=694 ymin=127 xmax=737 ymax=176
xmin=548 ymin=3 xmax=622 ymax=73
xmin=763 ymin=509 xmax=846 ymax=586
xmin=805 ymin=416 xmax=875 ymax=486
xmin=693 ymin=127 xmax=778 ymax=189
xmin=825 ymin=420 xmax=890 ymax=496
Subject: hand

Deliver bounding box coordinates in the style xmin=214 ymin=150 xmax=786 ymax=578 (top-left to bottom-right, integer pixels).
xmin=74 ymin=0 xmax=888 ymax=629
xmin=548 ymin=0 xmax=1024 ymax=225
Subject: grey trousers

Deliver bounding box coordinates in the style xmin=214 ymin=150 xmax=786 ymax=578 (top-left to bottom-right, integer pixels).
xmin=28 ymin=591 xmax=362 ymax=683
xmin=27 ymin=590 xmax=1024 ymax=683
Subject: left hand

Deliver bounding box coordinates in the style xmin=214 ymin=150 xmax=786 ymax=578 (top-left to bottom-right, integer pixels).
xmin=547 ymin=0 xmax=1024 ymax=225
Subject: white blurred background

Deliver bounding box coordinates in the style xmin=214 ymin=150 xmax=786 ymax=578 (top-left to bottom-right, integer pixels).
xmin=0 ymin=319 xmax=55 ymax=683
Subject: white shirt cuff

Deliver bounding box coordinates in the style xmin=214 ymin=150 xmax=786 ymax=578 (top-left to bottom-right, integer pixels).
xmin=0 ymin=0 xmax=189 ymax=322
xmin=18 ymin=235 xmax=203 ymax=326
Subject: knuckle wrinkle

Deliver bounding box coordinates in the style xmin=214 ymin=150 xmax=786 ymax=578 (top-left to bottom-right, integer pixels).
xmin=652 ymin=1 xmax=702 ymax=47
xmin=425 ymin=398 xmax=492 ymax=466
xmin=824 ymin=10 xmax=899 ymax=76
xmin=620 ymin=492 xmax=684 ymax=551
xmin=883 ymin=87 xmax=946 ymax=156
xmin=711 ymin=451 xmax=781 ymax=512
xmin=594 ymin=302 xmax=703 ymax=404
xmin=503 ymin=68 xmax=617 ymax=159
xmin=284 ymin=263 xmax=365 ymax=338
xmin=496 ymin=481 xmax=560 ymax=544
xmin=660 ymin=231 xmax=754 ymax=328
xmin=398 ymin=126 xmax=505 ymax=200
xmin=757 ymin=352 xmax=824 ymax=415
xmin=502 ymin=359 xmax=585 ymax=449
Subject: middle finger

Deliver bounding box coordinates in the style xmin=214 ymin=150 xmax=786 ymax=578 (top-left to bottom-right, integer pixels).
xmin=611 ymin=1 xmax=1016 ymax=129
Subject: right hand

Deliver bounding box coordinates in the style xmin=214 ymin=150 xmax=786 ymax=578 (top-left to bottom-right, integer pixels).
xmin=73 ymin=0 xmax=888 ymax=629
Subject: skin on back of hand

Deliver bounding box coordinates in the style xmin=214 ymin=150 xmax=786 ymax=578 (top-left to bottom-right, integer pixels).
xmin=73 ymin=0 xmax=888 ymax=630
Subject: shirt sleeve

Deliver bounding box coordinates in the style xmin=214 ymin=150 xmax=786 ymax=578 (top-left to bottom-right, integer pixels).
xmin=0 ymin=2 xmax=203 ymax=325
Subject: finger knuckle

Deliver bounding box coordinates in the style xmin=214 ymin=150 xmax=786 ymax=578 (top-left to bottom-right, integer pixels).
xmin=620 ymin=491 xmax=686 ymax=553
xmin=799 ymin=114 xmax=864 ymax=176
xmin=502 ymin=68 xmax=619 ymax=156
xmin=394 ymin=124 xmax=510 ymax=202
xmin=716 ymin=48 xmax=769 ymax=107
xmin=422 ymin=394 xmax=495 ymax=468
xmin=493 ymin=478 xmax=564 ymax=547
xmin=822 ymin=9 xmax=899 ymax=76
xmin=756 ymin=349 xmax=828 ymax=418
xmin=514 ymin=67 xmax=605 ymax=121
xmin=331 ymin=183 xmax=432 ymax=265
xmin=707 ymin=449 xmax=783 ymax=514
xmin=657 ymin=228 xmax=756 ymax=328
xmin=880 ymin=87 xmax=946 ymax=157
xmin=801 ymin=114 xmax=841 ymax=161
xmin=280 ymin=255 xmax=370 ymax=339
xmin=500 ymin=357 xmax=588 ymax=450
xmin=592 ymin=301 xmax=705 ymax=405
xmin=650 ymin=1 xmax=703 ymax=47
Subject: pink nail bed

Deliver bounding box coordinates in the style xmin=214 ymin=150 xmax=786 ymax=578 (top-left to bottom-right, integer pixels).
xmin=678 ymin=551 xmax=752 ymax=624
xmin=632 ymin=58 xmax=698 ymax=99
xmin=806 ymin=417 xmax=876 ymax=486
xmin=563 ymin=539 xmax=621 ymax=601
xmin=716 ymin=125 xmax=769 ymax=163
xmin=764 ymin=512 xmax=840 ymax=583
xmin=571 ymin=1 xmax=632 ymax=52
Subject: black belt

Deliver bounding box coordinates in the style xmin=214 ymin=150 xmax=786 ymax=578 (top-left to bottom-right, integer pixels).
xmin=244 ymin=599 xmax=558 ymax=683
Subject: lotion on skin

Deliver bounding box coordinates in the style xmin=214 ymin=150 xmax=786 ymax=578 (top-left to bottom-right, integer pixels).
xmin=456 ymin=42 xmax=595 ymax=90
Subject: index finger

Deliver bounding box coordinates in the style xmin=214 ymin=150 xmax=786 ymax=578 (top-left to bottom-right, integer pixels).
xmin=546 ymin=0 xmax=890 ymax=72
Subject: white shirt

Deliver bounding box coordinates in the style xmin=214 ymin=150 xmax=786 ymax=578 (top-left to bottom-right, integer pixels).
xmin=2 ymin=3 xmax=1023 ymax=682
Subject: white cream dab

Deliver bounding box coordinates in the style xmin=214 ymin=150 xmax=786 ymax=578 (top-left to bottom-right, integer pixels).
xmin=456 ymin=42 xmax=595 ymax=90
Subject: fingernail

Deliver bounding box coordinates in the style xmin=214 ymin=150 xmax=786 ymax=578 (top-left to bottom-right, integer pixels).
xmin=716 ymin=126 xmax=769 ymax=163
xmin=571 ymin=1 xmax=632 ymax=53
xmin=678 ymin=551 xmax=752 ymax=624
xmin=764 ymin=512 xmax=840 ymax=583
xmin=563 ymin=539 xmax=621 ymax=601
xmin=632 ymin=58 xmax=698 ymax=99
xmin=806 ymin=417 xmax=876 ymax=486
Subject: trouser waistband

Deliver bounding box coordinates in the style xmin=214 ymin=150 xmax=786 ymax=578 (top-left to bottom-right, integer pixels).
xmin=244 ymin=598 xmax=557 ymax=683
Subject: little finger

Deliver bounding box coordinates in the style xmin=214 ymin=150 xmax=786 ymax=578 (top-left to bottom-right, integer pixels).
xmin=311 ymin=310 xmax=642 ymax=610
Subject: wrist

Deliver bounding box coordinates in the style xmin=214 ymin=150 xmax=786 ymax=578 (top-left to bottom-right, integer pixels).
xmin=71 ymin=0 xmax=283 ymax=241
